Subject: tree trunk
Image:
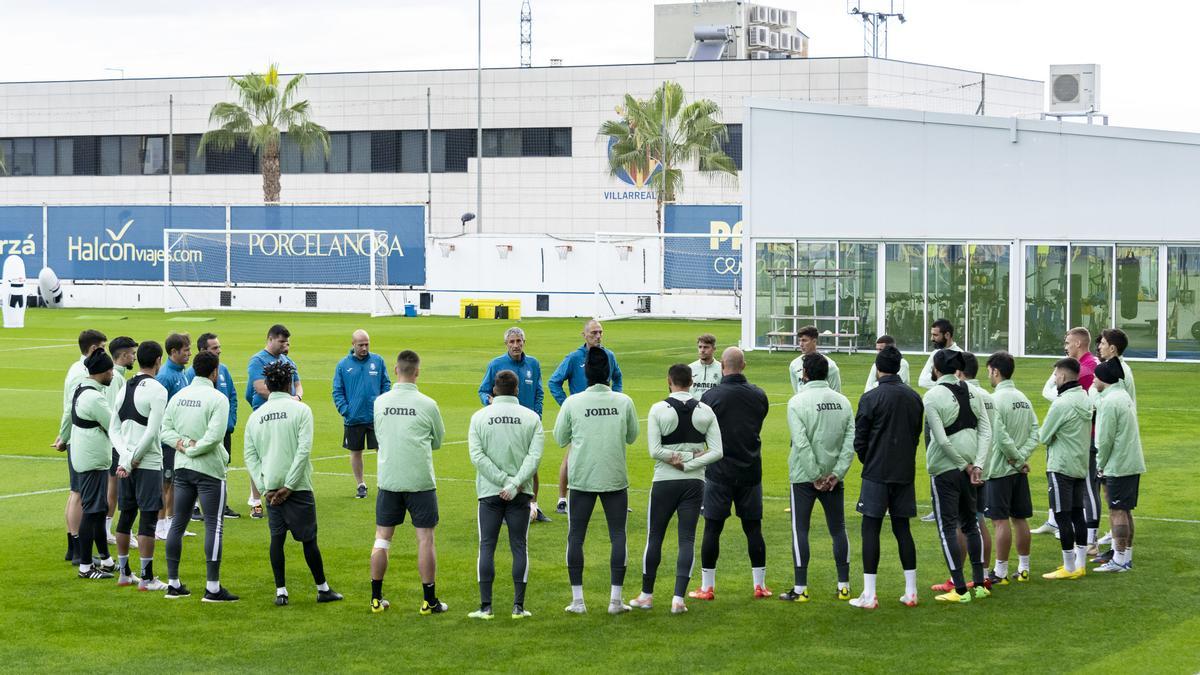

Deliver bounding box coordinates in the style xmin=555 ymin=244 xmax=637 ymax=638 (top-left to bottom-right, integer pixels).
xmin=261 ymin=144 xmax=281 ymax=203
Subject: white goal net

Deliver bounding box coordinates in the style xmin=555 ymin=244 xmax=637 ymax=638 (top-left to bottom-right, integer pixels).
xmin=592 ymin=231 xmax=742 ymax=321
xmin=163 ymin=228 xmax=403 ymax=316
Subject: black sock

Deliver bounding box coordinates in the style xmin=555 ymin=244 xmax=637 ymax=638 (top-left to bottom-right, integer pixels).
xmin=422 ymin=582 xmax=436 ymax=604
xmin=66 ymin=532 xmax=74 ymax=556
xmin=371 ymin=579 xmax=383 ymax=601
xmin=141 ymin=559 xmax=153 ymax=579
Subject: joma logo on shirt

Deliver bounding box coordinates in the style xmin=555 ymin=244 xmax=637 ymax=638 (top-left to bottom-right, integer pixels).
xmin=260 ymin=412 xmax=288 ymax=422
xmin=488 ymin=416 xmax=522 ymax=425
xmin=815 ymin=402 xmax=843 ymax=412
xmin=383 ymin=407 xmax=416 ymax=416
xmin=584 ymin=407 xmax=619 ymax=417
xmin=1012 ymin=401 xmax=1032 ymax=410
xmin=178 ymin=400 xmax=201 ymax=408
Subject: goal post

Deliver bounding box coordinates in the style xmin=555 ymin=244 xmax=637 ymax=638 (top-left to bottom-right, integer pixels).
xmin=592 ymin=231 xmax=742 ymax=321
xmin=163 ymin=228 xmax=402 ymax=316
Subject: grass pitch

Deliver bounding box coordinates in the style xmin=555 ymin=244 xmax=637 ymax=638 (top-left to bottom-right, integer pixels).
xmin=1 ymin=309 xmax=1198 ymax=673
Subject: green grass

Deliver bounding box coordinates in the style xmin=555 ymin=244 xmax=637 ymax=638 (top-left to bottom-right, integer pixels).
xmin=2 ymin=309 xmax=1198 ymax=673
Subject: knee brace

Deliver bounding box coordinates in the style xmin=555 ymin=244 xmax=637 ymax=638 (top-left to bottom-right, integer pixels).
xmin=138 ymin=511 xmax=157 ymax=537
xmin=116 ymin=509 xmax=137 ymax=535
xmin=373 ymin=538 xmax=391 ymax=551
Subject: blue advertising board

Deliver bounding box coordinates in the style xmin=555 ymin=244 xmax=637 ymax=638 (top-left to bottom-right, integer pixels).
xmin=663 ymin=204 xmax=743 ymax=290
xmin=0 ymin=206 xmax=43 ymax=275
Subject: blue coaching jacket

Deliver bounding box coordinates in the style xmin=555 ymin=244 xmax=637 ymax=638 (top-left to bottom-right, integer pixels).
xmin=184 ymin=363 xmax=238 ymax=432
xmin=548 ymin=344 xmax=623 ymax=406
xmin=478 ymin=352 xmax=544 ymax=417
xmin=332 ymin=350 xmax=391 ymax=426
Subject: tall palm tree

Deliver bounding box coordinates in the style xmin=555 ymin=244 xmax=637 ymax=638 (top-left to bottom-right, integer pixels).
xmin=600 ymin=81 xmax=738 ymax=230
xmin=199 ymin=64 xmax=329 ymax=203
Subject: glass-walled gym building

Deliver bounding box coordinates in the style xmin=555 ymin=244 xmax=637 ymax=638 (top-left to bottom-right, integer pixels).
xmin=743 ymin=100 xmax=1200 ymax=362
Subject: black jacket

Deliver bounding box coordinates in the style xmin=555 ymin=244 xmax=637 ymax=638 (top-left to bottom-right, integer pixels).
xmin=701 ymin=373 xmax=770 ymax=487
xmin=854 ymin=374 xmax=924 ymax=484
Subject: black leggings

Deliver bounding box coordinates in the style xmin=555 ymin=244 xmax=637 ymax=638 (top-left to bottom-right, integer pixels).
xmin=861 ymin=516 xmax=917 ymax=574
xmin=566 ymin=489 xmax=627 ymax=587
xmin=77 ymin=511 xmax=109 ymax=564
xmin=931 ymin=471 xmax=985 ymax=592
xmin=166 ymin=469 xmax=227 ymax=583
xmin=478 ymin=494 xmax=531 ymax=607
xmin=116 ymin=509 xmax=157 ymax=538
xmin=270 ymin=533 xmax=325 ymax=588
xmin=700 ymin=517 xmax=766 ymax=569
xmin=641 ymin=479 xmax=703 ymax=597
xmin=1055 ymin=508 xmax=1088 ymax=552
xmin=789 ymin=482 xmax=850 ymax=585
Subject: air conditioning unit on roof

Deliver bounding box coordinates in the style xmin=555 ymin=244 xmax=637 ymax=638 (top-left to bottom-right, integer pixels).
xmin=1048 ymin=64 xmax=1100 ymax=113
xmin=751 ymin=50 xmax=770 ymax=60
xmin=748 ymin=26 xmax=768 ymax=47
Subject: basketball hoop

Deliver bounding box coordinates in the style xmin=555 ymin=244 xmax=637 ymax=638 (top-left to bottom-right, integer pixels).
xmin=555 ymin=244 xmax=572 ymax=260
xmin=497 ymin=244 xmax=513 ymax=260
xmin=438 ymin=242 xmax=455 ymax=258
xmin=616 ymin=245 xmax=633 ymax=262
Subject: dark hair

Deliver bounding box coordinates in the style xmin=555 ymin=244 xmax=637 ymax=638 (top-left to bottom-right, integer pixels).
xmin=268 ymin=324 xmax=290 ymax=340
xmin=802 ymin=353 xmax=828 ymax=381
xmin=493 ymin=369 xmax=518 ymax=396
xmin=798 ymin=325 xmax=819 ymax=340
xmin=1054 ymin=357 xmax=1081 ymax=376
xmin=960 ymin=352 xmax=979 ymax=378
xmin=192 ymin=350 xmax=219 ymax=378
xmin=933 ymin=349 xmax=964 ymax=377
xmin=986 ymin=351 xmax=1015 ymax=380
xmin=78 ymin=329 xmax=107 ymax=355
xmin=197 ymin=332 xmax=218 ymax=351
xmin=697 ymin=333 xmax=716 ymax=347
xmin=875 ymin=346 xmax=902 ymax=375
xmin=585 ymin=346 xmax=610 ymax=386
xmin=876 ymin=334 xmax=896 ymax=346
xmin=668 ymin=363 xmax=692 ymax=388
xmin=1100 ymin=328 xmax=1129 ymax=355
xmin=931 ymin=318 xmax=953 ymax=336
xmin=396 ymin=350 xmax=420 ymax=377
xmin=109 ymin=336 xmax=137 ymax=356
xmin=165 ymin=332 xmax=190 ymax=355
xmin=137 ymin=341 xmax=164 ymax=369
xmin=262 ymin=360 xmax=295 ymax=393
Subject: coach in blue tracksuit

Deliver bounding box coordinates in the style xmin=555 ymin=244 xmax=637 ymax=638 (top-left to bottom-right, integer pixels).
xmin=333 ymin=329 xmax=391 ymax=500
xmin=184 ymin=332 xmax=240 ymax=519
xmin=546 ymin=319 xmax=623 ymax=514
xmin=478 ymin=326 xmax=548 ymax=522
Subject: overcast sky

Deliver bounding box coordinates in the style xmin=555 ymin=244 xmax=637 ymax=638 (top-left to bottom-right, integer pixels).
xmin=4 ymin=0 xmax=1197 ymax=132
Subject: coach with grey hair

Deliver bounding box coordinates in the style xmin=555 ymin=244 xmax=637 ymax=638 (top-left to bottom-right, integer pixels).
xmin=479 ymin=326 xmax=548 ymax=522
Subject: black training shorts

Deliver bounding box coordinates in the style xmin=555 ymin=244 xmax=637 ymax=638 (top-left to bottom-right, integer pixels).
xmin=78 ymin=469 xmax=108 ymax=515
xmin=376 ymin=488 xmax=438 ymax=528
xmin=268 ymin=489 xmax=319 ymax=542
xmin=856 ymin=477 xmax=917 ymax=519
xmin=118 ymin=468 xmax=165 ymax=512
xmin=343 ymin=424 xmax=379 ymax=452
xmin=701 ymin=480 xmax=763 ymax=521
xmin=1105 ymin=474 xmax=1140 ymax=511
xmin=983 ymin=473 xmax=1033 ymax=520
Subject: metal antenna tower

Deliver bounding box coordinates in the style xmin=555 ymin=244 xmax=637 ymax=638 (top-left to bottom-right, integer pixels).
xmin=847 ymin=1 xmax=906 ymax=58
xmin=520 ymin=0 xmax=532 ymax=67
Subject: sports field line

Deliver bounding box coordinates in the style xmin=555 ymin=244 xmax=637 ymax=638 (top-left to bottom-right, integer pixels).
xmin=0 ymin=487 xmax=70 ymax=500
xmin=0 ymin=343 xmax=75 ymax=353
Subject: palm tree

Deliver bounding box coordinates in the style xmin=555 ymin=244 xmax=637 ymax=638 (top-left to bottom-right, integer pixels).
xmin=600 ymin=81 xmax=738 ymax=230
xmin=199 ymin=64 xmax=330 ymax=203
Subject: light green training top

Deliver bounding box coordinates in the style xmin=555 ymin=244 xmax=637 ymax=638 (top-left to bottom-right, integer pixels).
xmin=66 ymin=379 xmax=115 ymax=473
xmin=918 ymin=343 xmax=964 ymax=389
xmin=923 ymin=374 xmax=991 ymax=476
xmin=108 ymin=374 xmax=168 ymax=472
xmin=982 ymin=380 xmax=1040 ymax=480
xmin=159 ymin=377 xmax=231 ymax=480
xmin=689 ymin=359 xmax=722 ymax=401
xmin=1094 ymin=381 xmax=1145 ymax=478
xmin=646 ymin=392 xmax=723 ymax=482
xmin=554 ymin=383 xmax=638 ymax=492
xmin=789 ymin=353 xmax=842 ymax=394
xmin=1038 ymin=383 xmax=1093 ymax=479
xmin=786 ymin=380 xmax=854 ymax=484
xmin=468 ymin=395 xmax=545 ymax=499
xmin=373 ymin=382 xmax=445 ymax=493
xmin=58 ymin=357 xmax=88 ymax=441
xmin=243 ymin=392 xmax=315 ymax=493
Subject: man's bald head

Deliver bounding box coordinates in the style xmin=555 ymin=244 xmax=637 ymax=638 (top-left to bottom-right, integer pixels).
xmin=721 ymin=346 xmax=745 ymax=375
xmin=351 ymin=329 xmax=370 ymax=358
xmin=583 ymin=320 xmax=604 ymax=348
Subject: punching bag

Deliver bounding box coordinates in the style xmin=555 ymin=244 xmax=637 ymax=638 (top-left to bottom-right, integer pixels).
xmin=1118 ymin=253 xmax=1140 ymax=320
xmin=38 ymin=267 xmax=63 ymax=308
xmin=3 ymin=254 xmax=27 ymax=329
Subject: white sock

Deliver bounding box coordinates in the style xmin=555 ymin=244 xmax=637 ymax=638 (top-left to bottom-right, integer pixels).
xmin=863 ymin=574 xmax=877 ymax=598
xmin=994 ymin=560 xmax=1009 ymax=578
xmin=837 ymin=581 xmax=849 ymax=592
xmin=610 ymin=585 xmax=623 ymax=602
xmin=1087 ymin=528 xmax=1097 ymax=545
xmin=168 ymin=578 xmax=181 ymax=588
xmin=752 ymin=567 xmax=766 ymax=588
xmin=249 ymin=497 xmax=262 ymax=508
xmin=571 ymin=585 xmax=584 ymax=603
xmin=79 ymin=563 xmax=92 ymax=573
xmin=100 ymin=556 xmax=113 ymax=566
xmin=316 ymin=582 xmax=329 ymax=592
xmin=557 ymin=497 xmax=567 ymax=506
xmin=903 ymin=569 xmax=917 ymax=597
xmin=106 ymin=516 xmax=113 ymax=534
xmin=530 ymin=501 xmax=539 ymax=513
xmin=1074 ymin=545 xmax=1087 ymax=569
xmin=1125 ymin=547 xmax=1133 ymax=563
xmin=277 ymin=586 xmax=288 ymax=596
xmin=671 ymin=595 xmax=685 ymax=606
xmin=1018 ymin=555 xmax=1030 ymax=572
xmin=1047 ymin=510 xmax=1057 ymax=527
xmin=206 ymin=580 xmax=221 ymax=594
xmin=1062 ymin=550 xmax=1075 ymax=572
xmin=701 ymin=568 xmax=715 ymax=590
xmin=793 ymin=585 xmax=807 ymax=595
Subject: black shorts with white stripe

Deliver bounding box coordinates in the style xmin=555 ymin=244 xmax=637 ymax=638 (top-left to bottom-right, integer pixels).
xmin=1046 ymin=471 xmax=1085 ymax=514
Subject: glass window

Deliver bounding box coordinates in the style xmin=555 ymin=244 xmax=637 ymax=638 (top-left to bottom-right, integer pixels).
xmin=12 ymin=138 xmax=34 ymax=176
xmin=549 ymin=127 xmax=572 ymax=157
xmin=34 ymin=138 xmax=55 ymax=176
xmin=795 ymin=242 xmax=838 ymax=337
xmin=369 ymin=131 xmax=396 ymax=173
xmin=73 ymin=137 xmax=98 ymax=176
xmin=719 ymin=123 xmax=742 ymax=171
xmin=443 ymin=129 xmax=475 ymax=172
xmin=399 ymin=130 xmax=425 ymax=173
xmin=755 ymin=242 xmax=795 ymax=348
xmin=483 ymin=128 xmax=521 ymax=157
xmin=1069 ymin=245 xmax=1112 ymax=341
xmin=328 ymin=133 xmax=349 ymax=173
xmin=840 ymin=242 xmax=878 ymax=348
xmin=342 ymin=132 xmax=366 ymax=173
xmin=280 ymin=134 xmax=302 ymax=174
xmin=1115 ymin=246 xmax=1159 ymax=358
xmin=0 ymin=140 xmax=12 ymax=176
xmin=100 ymin=137 xmax=121 ymax=175
xmin=884 ymin=243 xmax=925 ymax=351
xmin=119 ymin=136 xmax=141 ymax=175
xmin=55 ymin=138 xmax=74 ymax=175
xmin=968 ymin=244 xmax=1010 ymax=354
xmin=1167 ymin=246 xmax=1200 ymax=359
xmin=927 ymin=243 xmax=966 ymax=347
xmin=185 ymin=136 xmax=205 ymax=175
xmin=142 ymin=137 xmax=165 ymax=175
xmin=521 ymin=127 xmax=551 ymax=157
xmin=1024 ymin=245 xmax=1068 ymax=355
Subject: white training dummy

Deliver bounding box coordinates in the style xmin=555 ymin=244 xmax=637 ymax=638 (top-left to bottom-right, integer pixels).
xmin=38 ymin=266 xmax=63 ymax=308
xmin=2 ymin=254 xmax=27 ymax=328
